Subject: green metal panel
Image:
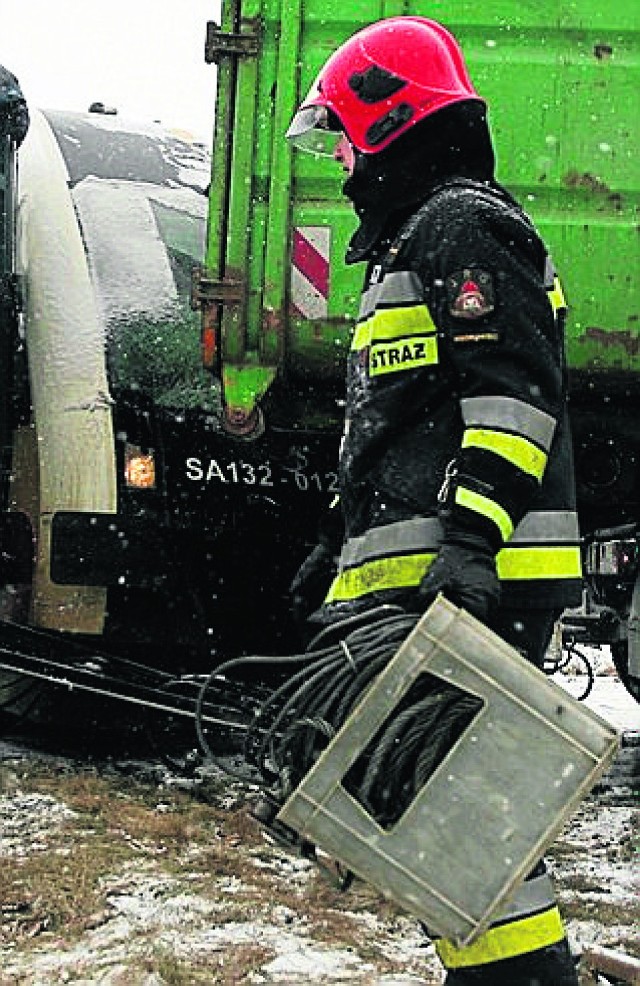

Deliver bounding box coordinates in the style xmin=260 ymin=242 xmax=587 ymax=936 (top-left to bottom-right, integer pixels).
xmin=206 ymin=0 xmax=640 ymax=416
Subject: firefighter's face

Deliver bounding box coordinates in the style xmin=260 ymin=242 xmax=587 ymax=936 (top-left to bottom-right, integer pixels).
xmin=334 ymin=132 xmax=356 ymax=175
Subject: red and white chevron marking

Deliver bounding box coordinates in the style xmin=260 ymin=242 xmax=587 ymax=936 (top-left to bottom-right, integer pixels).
xmin=290 ymin=226 xmax=330 ymax=320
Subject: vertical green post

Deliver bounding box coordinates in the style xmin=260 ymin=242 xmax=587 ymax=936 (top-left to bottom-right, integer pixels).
xmin=260 ymin=0 xmax=303 ymax=366
xmin=204 ymin=0 xmax=238 ymax=282
xmin=219 ymin=0 xmax=260 ymax=366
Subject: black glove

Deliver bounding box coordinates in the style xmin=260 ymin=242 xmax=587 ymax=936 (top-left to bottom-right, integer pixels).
xmin=289 ymin=543 xmax=337 ymax=625
xmin=418 ymin=537 xmax=500 ymax=623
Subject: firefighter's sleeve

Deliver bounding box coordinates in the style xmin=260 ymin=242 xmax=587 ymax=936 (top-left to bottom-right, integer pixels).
xmin=428 ymin=208 xmax=564 ymax=554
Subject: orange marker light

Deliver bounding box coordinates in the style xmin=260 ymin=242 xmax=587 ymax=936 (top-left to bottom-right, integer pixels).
xmin=124 ymin=444 xmax=156 ymax=489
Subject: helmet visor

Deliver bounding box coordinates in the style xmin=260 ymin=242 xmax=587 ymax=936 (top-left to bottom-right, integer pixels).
xmin=285 ymin=104 xmax=342 ymax=157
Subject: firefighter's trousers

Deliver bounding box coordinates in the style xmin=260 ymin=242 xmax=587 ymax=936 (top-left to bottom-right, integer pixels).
xmin=435 ymin=607 xmax=579 ymax=986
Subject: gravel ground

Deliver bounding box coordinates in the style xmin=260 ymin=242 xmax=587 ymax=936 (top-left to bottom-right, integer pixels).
xmin=0 ymin=669 xmax=638 ymax=985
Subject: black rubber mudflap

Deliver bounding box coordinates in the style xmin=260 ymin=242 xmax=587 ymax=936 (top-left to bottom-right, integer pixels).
xmin=0 ymin=670 xmax=47 ymax=721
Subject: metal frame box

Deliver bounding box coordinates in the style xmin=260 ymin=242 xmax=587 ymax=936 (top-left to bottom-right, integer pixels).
xmin=277 ymin=596 xmax=620 ymax=945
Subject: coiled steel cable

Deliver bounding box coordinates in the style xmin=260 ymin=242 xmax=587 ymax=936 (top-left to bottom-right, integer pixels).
xmin=195 ymin=607 xmax=482 ymax=826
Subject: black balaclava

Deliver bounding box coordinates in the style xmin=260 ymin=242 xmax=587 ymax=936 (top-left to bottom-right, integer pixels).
xmin=343 ymin=100 xmax=496 ymax=263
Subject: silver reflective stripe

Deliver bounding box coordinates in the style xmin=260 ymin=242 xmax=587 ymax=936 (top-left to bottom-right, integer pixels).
xmin=460 ymin=396 xmax=557 ymax=452
xmin=358 ymin=270 xmax=424 ymax=321
xmin=337 ymin=511 xmax=578 ymax=570
xmin=543 ymin=255 xmax=556 ymax=291
xmin=492 ymin=873 xmax=556 ymax=925
xmin=511 ymin=510 xmax=580 ymax=544
xmin=339 ymin=517 xmax=443 ymax=569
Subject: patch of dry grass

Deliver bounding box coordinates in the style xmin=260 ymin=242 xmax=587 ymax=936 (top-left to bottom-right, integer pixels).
xmin=0 ymin=834 xmax=134 ymax=941
xmin=1 ymin=759 xmax=408 ymax=980
xmin=0 ymin=759 xmax=433 ymax=983
xmin=1 ymin=764 xmax=222 ymax=943
xmin=142 ymin=945 xmax=275 ymax=985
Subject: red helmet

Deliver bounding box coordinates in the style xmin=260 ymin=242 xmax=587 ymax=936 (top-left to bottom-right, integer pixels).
xmin=286 ymin=17 xmax=483 ymax=155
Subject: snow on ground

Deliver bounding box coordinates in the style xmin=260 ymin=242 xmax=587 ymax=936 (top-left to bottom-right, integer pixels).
xmin=0 ymin=792 xmax=76 ymax=857
xmin=547 ymin=665 xmax=639 ymax=965
xmin=581 ymin=676 xmax=639 ymax=733
xmin=0 ymin=669 xmax=636 ymax=984
xmin=550 ymin=641 xmax=638 ymax=732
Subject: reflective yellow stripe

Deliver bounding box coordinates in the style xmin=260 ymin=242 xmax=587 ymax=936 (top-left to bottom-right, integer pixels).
xmin=325 ymin=552 xmax=436 ymax=603
xmin=351 ymin=304 xmax=437 ymax=350
xmin=324 ymin=543 xmax=582 ymax=603
xmin=370 ymin=334 xmax=438 ymax=376
xmin=462 ymin=428 xmax=548 ymax=481
xmin=455 ymin=487 xmax=514 ymax=542
xmin=497 ymin=545 xmax=582 ymax=580
xmin=548 ymin=276 xmax=566 ymax=315
xmin=435 ymin=906 xmax=565 ymax=968
xmin=352 ymin=320 xmax=371 ymax=351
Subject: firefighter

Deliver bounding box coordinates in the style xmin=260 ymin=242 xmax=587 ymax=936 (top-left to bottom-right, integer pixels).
xmin=287 ymin=17 xmax=582 ymax=986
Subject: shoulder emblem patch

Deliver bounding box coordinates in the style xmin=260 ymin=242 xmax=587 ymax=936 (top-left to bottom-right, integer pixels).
xmin=447 ymin=268 xmax=495 ymax=320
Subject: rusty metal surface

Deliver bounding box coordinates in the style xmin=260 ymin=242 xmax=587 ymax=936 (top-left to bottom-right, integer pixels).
xmin=583 ymin=327 xmax=640 ymax=359
xmin=582 ymin=945 xmax=640 ymax=984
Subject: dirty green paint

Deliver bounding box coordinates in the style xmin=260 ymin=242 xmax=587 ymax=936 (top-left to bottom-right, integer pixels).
xmin=222 ymin=362 xmax=277 ymax=415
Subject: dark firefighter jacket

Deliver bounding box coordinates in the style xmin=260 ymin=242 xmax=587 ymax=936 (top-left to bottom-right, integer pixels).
xmin=321 ymin=177 xmax=582 ymax=614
